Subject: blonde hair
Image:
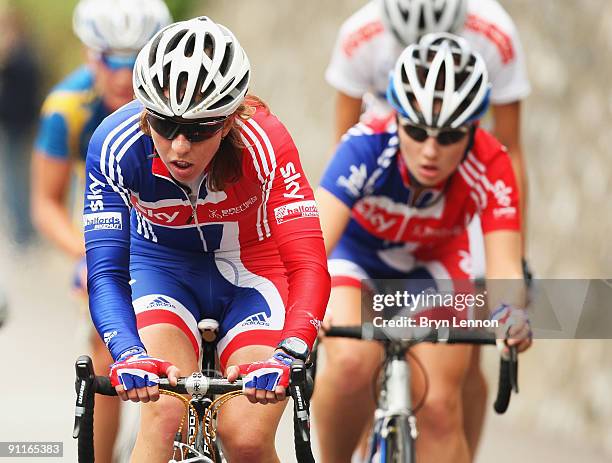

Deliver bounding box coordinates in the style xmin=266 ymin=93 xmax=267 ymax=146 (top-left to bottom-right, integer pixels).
xmin=140 ymin=94 xmax=269 ymax=191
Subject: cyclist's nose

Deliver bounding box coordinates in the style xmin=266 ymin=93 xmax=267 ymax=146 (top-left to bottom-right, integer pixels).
xmin=172 ymin=134 xmax=191 ymax=154
xmin=421 ymin=136 xmax=439 ymax=159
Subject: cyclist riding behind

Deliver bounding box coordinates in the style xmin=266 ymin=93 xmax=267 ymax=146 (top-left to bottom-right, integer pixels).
xmin=84 ymin=16 xmax=330 ymax=463
xmin=30 ymin=1 xmax=171 ymax=461
xmin=313 ymin=34 xmax=532 ymax=463
xmin=326 ymin=1 xmax=532 ymax=454
xmin=327 ymin=0 xmax=530 ymax=234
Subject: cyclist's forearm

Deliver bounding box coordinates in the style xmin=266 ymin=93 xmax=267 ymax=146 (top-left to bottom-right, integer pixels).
xmin=334 ymin=92 xmax=363 ymax=144
xmin=87 ymin=245 xmax=143 ymax=361
xmin=507 ymin=146 xmax=529 ymax=255
xmin=484 ymin=231 xmax=526 ymax=311
xmin=278 ymin=236 xmax=331 ymax=348
xmin=31 ymin=196 xmax=85 ymax=258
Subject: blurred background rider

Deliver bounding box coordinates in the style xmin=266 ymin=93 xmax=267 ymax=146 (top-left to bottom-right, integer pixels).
xmin=30 ymin=1 xmax=171 ymax=461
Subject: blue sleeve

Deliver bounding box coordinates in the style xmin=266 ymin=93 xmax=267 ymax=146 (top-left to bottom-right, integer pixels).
xmin=84 ymin=119 xmax=143 ymax=361
xmin=87 ymin=246 xmax=142 ymax=361
xmin=34 ymin=112 xmax=70 ymax=158
xmin=319 ymin=127 xmax=382 ymax=209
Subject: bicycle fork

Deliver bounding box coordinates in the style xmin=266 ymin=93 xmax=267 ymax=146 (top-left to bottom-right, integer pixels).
xmin=369 ymin=352 xmax=418 ymax=462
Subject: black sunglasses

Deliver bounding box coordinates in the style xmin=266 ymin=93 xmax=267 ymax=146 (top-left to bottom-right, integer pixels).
xmin=398 ymin=117 xmax=470 ymax=146
xmin=146 ymin=112 xmax=227 ymax=142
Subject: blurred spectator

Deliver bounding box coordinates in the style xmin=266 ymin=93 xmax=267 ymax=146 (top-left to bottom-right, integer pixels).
xmin=0 ymin=4 xmax=40 ymax=246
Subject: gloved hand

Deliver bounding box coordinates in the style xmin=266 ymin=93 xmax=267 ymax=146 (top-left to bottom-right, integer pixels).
xmin=233 ymin=352 xmax=294 ymax=404
xmin=110 ymin=347 xmax=178 ymax=402
xmin=491 ymin=304 xmax=532 ymax=357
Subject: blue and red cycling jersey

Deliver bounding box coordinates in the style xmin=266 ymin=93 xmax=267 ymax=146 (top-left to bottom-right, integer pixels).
xmin=319 ymin=119 xmax=520 ymax=287
xmin=84 ymin=100 xmax=330 ymax=364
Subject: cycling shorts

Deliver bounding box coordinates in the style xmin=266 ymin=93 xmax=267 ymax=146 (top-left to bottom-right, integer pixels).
xmin=129 ymin=242 xmax=287 ymax=370
xmin=329 ymin=233 xmax=475 ymax=321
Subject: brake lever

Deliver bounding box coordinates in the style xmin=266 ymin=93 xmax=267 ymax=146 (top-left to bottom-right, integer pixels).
xmin=508 ymin=346 xmax=519 ymax=393
xmin=289 ymin=360 xmax=310 ymax=442
xmin=73 ymin=355 xmax=95 ymax=438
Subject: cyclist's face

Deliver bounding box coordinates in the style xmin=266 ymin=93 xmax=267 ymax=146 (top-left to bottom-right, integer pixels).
xmin=91 ymin=53 xmax=136 ymax=111
xmin=397 ymin=122 xmax=470 ymax=186
xmin=150 ymin=118 xmax=233 ymax=184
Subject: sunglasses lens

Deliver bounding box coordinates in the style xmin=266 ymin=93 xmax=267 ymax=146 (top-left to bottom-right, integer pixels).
xmin=102 ymin=54 xmax=137 ymax=70
xmin=401 ymin=120 xmax=468 ymax=146
xmin=180 ymin=123 xmax=225 ymax=142
xmin=437 ymin=130 xmax=468 ymax=146
xmin=146 ymin=113 xmax=225 ymax=142
xmin=403 ymin=124 xmax=429 ymax=142
xmin=147 ymin=114 xmax=179 ymax=139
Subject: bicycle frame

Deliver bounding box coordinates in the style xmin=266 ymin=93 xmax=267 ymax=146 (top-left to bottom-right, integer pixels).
xmin=324 ymin=326 xmax=518 ymax=463
xmin=366 ymin=342 xmax=417 ymax=463
xmin=171 ymin=330 xmax=225 ymax=463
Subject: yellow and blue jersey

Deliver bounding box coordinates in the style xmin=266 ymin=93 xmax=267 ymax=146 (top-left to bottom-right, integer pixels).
xmin=34 ymin=66 xmax=112 ymax=223
xmin=35 ymin=66 xmax=111 ymax=163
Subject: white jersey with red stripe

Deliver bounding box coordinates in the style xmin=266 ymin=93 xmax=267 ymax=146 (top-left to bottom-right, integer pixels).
xmin=84 ymin=100 xmax=329 ymax=361
xmin=326 ymin=0 xmax=530 ymax=118
xmin=319 ymin=121 xmax=520 ymax=280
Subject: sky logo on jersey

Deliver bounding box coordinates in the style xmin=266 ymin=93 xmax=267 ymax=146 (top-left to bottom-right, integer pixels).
xmin=274 ymin=200 xmax=319 ymax=224
xmin=280 ymin=162 xmax=305 ymax=199
xmin=240 ymin=312 xmax=271 ymax=328
xmin=87 ymin=173 xmax=106 ymax=212
xmin=337 ymin=163 xmax=368 ymax=198
xmin=84 ymin=212 xmax=122 ymax=232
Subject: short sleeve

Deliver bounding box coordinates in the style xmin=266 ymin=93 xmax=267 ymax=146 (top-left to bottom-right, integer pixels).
xmin=325 ymin=9 xmax=385 ymax=98
xmin=479 ymin=150 xmax=521 ymax=233
xmin=34 ymin=111 xmax=70 ymax=158
xmin=319 ymin=126 xmax=383 ymax=209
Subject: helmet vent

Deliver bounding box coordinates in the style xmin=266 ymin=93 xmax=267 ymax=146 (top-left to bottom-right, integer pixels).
xmin=203 ymin=33 xmax=214 ymax=59
xmin=184 ymin=33 xmax=196 ymax=57
xmin=219 ymin=42 xmax=234 ymax=78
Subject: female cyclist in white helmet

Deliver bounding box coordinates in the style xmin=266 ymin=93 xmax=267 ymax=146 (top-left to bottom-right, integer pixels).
xmin=379 ymin=0 xmax=468 ymax=46
xmin=31 ymin=1 xmax=171 ymax=461
xmin=84 ymin=16 xmax=330 ymax=462
xmin=314 ymin=33 xmax=531 ymax=463
xmin=326 ymin=0 xmax=532 ymax=454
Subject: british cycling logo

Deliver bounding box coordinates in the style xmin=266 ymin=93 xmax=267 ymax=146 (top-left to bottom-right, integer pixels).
xmin=208 ymin=195 xmax=258 ymax=220
xmin=274 ymin=200 xmax=319 ymax=224
xmin=84 ymin=212 xmax=122 ymax=232
xmin=240 ymin=312 xmax=271 ymax=328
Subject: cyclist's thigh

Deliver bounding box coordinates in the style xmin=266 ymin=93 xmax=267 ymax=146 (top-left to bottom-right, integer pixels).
xmin=327 ymin=258 xmax=370 ymax=324
xmin=324 ymin=259 xmax=383 ymax=367
xmin=215 ymin=269 xmax=287 ymax=370
xmin=131 ymin=265 xmax=202 ymax=369
xmin=410 ymin=343 xmax=472 ymax=399
xmin=216 ymin=345 xmax=286 ymax=443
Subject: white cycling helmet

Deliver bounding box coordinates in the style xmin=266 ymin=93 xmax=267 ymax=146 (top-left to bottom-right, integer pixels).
xmin=378 ymin=0 xmax=468 ymax=46
xmin=387 ymin=32 xmax=490 ymax=128
xmin=73 ymin=0 xmax=172 ymax=54
xmin=133 ymin=16 xmax=251 ymax=120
